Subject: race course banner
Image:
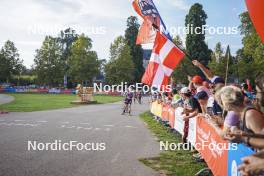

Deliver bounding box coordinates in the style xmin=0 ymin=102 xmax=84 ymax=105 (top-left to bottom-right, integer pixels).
xmin=227 ymin=144 xmax=254 ymax=176
xmin=188 ymin=117 xmax=197 ymax=146
xmin=196 ymin=117 xmax=228 ymax=176
xmin=149 ymin=102 xmax=256 ymax=176
xmin=161 ymin=104 xmax=170 ymax=122
xmin=174 ymin=107 xmax=185 ymax=135
xmin=168 ymin=106 xmax=175 ymax=129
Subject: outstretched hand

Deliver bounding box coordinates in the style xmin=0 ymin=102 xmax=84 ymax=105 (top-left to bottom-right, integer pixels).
xmin=192 ymin=60 xmax=201 ymax=67
xmin=238 ymin=155 xmax=264 ymax=176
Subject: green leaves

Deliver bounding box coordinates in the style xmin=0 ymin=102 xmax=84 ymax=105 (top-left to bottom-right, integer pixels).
xmin=33 ymin=32 xmax=101 ymax=87
xmin=68 ymin=34 xmax=99 ymax=85
xmin=125 ymin=16 xmax=144 ymax=83
xmin=105 ymin=36 xmax=135 ymax=85
xmin=235 ymin=12 xmax=264 ymax=83
xmin=185 ymin=3 xmax=211 ymax=67
xmin=34 ymin=36 xmax=64 ymax=86
xmin=0 ymin=40 xmax=23 ymax=83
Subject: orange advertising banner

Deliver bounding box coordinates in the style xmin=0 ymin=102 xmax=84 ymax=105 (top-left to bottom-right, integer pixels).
xmin=156 ymin=102 xmax=163 ymax=118
xmin=161 ymin=104 xmax=170 ymax=121
xmin=168 ymin=107 xmax=175 ymax=128
xmin=196 ymin=117 xmax=228 ymax=176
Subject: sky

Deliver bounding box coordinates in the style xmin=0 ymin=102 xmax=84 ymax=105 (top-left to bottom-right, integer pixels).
xmin=0 ymin=0 xmax=247 ymax=68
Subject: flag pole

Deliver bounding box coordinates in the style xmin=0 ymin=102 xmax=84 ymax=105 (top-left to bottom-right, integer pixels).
xmin=225 ymin=45 xmax=231 ymax=86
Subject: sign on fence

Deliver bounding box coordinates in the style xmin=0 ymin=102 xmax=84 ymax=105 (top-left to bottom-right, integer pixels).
xmin=150 ymin=101 xmax=256 ymax=176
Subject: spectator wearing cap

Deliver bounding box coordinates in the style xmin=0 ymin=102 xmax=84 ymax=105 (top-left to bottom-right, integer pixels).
xmin=188 ymin=75 xmax=212 ymax=97
xmin=196 ymin=91 xmax=239 ymax=139
xmin=196 ymin=91 xmax=217 ymax=115
xmin=180 ymin=87 xmax=202 ymax=143
xmin=196 ymin=89 xmax=241 ymax=141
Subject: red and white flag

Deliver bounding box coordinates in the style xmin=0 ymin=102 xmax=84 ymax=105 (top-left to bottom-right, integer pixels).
xmin=142 ymin=32 xmax=185 ymax=90
xmin=132 ymin=0 xmax=171 ymax=44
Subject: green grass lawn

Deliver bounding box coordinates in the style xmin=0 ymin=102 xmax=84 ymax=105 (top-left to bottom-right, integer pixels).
xmin=139 ymin=112 xmax=208 ymax=176
xmin=0 ymin=93 xmax=123 ymax=112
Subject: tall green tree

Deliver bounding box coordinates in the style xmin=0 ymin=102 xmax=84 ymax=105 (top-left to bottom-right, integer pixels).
xmin=105 ymin=36 xmax=135 ymax=85
xmin=0 ymin=53 xmax=9 ymax=82
xmin=58 ymin=28 xmax=78 ymax=60
xmin=185 ymin=3 xmax=211 ymax=70
xmin=124 ymin=16 xmax=144 ymax=83
xmin=57 ymin=28 xmax=78 ymax=87
xmin=236 ymin=12 xmax=264 ymax=82
xmin=34 ymin=36 xmax=64 ymax=86
xmin=68 ymin=34 xmax=100 ymax=85
xmin=0 ymin=40 xmax=23 ymax=82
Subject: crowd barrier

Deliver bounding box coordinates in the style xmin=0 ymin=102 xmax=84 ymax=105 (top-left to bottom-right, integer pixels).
xmin=0 ymin=88 xmax=123 ymax=96
xmin=150 ymin=101 xmax=255 ymax=176
xmin=0 ymin=88 xmax=76 ymax=94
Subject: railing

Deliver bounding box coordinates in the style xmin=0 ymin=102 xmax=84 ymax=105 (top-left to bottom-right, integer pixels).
xmin=150 ymin=100 xmax=255 ymax=176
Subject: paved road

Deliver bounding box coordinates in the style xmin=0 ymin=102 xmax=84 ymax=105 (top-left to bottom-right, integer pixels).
xmin=0 ymin=94 xmax=14 ymax=105
xmin=0 ymin=97 xmax=160 ymax=176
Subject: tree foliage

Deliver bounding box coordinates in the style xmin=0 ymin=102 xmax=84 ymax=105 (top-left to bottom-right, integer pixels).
xmin=208 ymin=12 xmax=264 ymax=84
xmin=185 ymin=3 xmax=211 ymax=68
xmin=236 ymin=12 xmax=264 ymax=83
xmin=34 ymin=36 xmax=64 ymax=86
xmin=209 ymin=43 xmax=236 ymax=82
xmin=105 ymin=36 xmax=135 ymax=85
xmin=0 ymin=40 xmax=24 ymax=82
xmin=125 ymin=16 xmax=144 ymax=83
xmin=68 ymin=34 xmax=100 ymax=85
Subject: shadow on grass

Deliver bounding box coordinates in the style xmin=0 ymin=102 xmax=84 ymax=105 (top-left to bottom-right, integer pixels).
xmin=139 ymin=111 xmax=209 ymax=176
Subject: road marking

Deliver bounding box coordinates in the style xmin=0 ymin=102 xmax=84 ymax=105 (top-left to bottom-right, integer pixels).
xmin=104 ymin=125 xmax=114 ymax=127
xmin=37 ymin=121 xmax=48 ymax=123
xmin=15 ymin=123 xmax=27 ymax=126
xmin=95 ymin=128 xmax=101 ymax=131
xmin=77 ymin=127 xmax=84 ymax=130
xmin=14 ymin=120 xmax=26 ymax=122
xmin=104 ymin=128 xmax=111 ymax=131
xmin=0 ymin=122 xmax=38 ymax=127
xmin=80 ymin=123 xmax=90 ymax=125
xmin=24 ymin=124 xmax=38 ymax=127
xmin=83 ymin=127 xmax=92 ymax=130
xmin=125 ymin=125 xmax=137 ymax=129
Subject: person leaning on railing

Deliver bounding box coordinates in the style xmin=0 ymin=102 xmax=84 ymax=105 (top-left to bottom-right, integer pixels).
xmin=217 ymin=86 xmax=264 ymax=136
xmin=180 ymin=87 xmax=202 ymax=143
xmin=255 ymin=73 xmax=264 ymax=113
xmin=235 ymin=73 xmax=264 ymax=176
